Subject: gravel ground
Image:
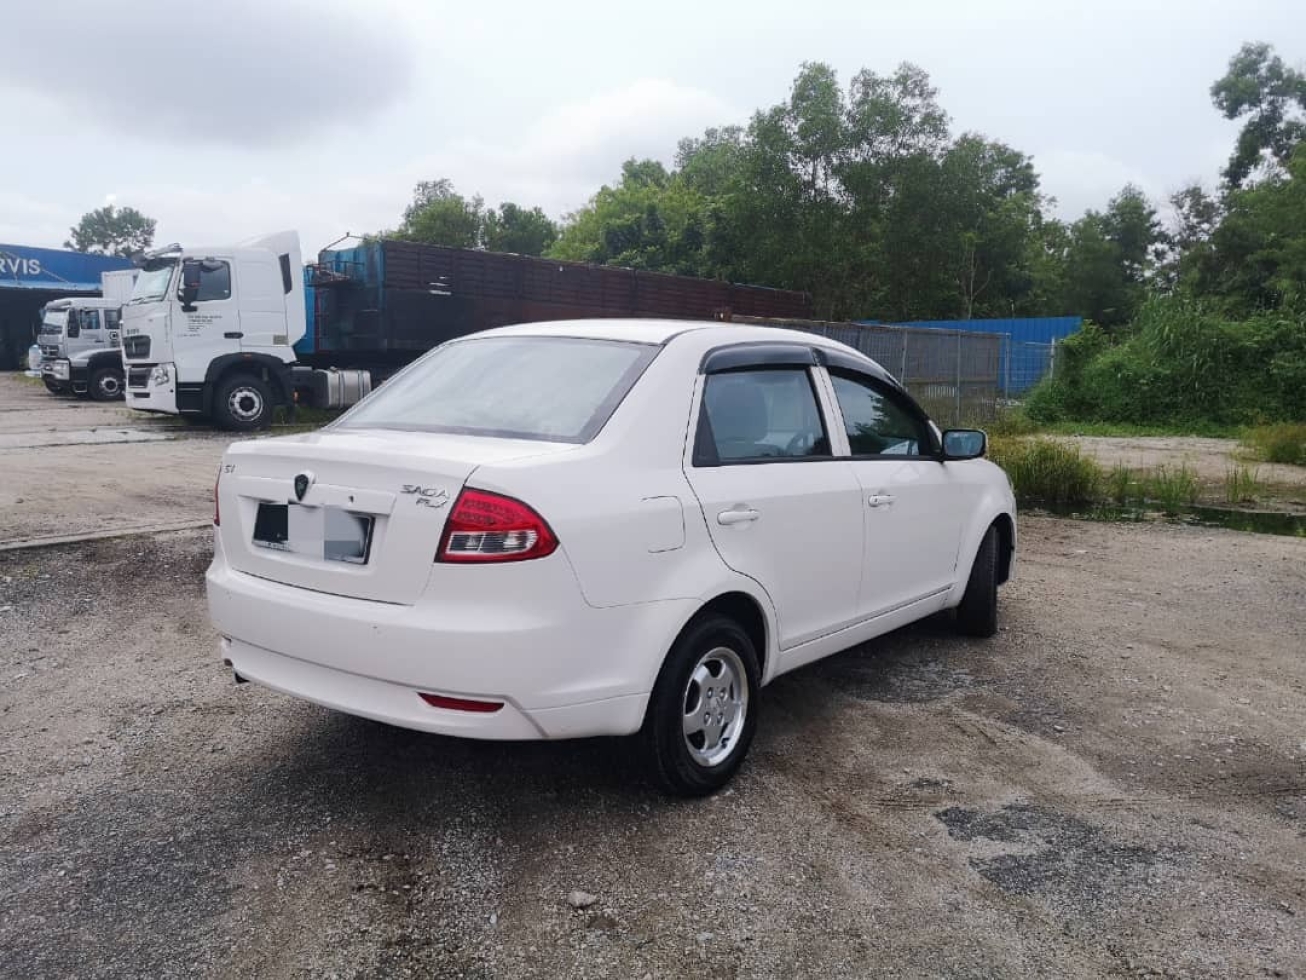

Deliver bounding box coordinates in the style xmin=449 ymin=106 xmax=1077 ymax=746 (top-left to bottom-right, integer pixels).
xmin=1 ymin=516 xmax=1303 ymax=979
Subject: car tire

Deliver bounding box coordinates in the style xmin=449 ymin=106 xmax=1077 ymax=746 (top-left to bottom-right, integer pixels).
xmin=89 ymin=367 xmax=124 ymax=401
xmin=42 ymin=377 xmax=65 ymax=395
xmin=956 ymin=525 xmax=999 ymax=638
xmin=215 ymin=374 xmax=273 ymax=431
xmin=641 ymin=613 xmax=761 ymax=797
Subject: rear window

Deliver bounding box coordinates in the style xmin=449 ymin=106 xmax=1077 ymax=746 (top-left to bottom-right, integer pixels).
xmin=336 ymin=336 xmax=658 ymax=443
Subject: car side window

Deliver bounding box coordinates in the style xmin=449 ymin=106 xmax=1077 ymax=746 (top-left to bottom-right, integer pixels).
xmin=829 ymin=372 xmax=934 ymax=457
xmin=696 ymin=368 xmax=831 ymax=465
xmin=196 ymin=262 xmax=232 ymax=302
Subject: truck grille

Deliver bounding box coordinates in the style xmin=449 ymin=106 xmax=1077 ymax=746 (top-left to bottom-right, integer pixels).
xmin=127 ymin=367 xmax=152 ymax=389
xmin=40 ymin=345 xmax=59 ymax=359
xmin=122 ymin=336 xmax=151 ymax=358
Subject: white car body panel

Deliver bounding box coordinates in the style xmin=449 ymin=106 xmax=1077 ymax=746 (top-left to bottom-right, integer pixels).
xmin=206 ymin=319 xmax=1016 ymax=741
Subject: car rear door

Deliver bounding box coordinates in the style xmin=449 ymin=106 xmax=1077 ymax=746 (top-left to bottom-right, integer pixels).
xmin=682 ymin=345 xmax=864 ymax=650
xmin=822 ymin=365 xmax=969 ymax=617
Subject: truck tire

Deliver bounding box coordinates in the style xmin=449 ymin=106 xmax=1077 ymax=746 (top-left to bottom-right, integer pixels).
xmin=43 ymin=378 xmax=66 ymax=395
xmin=215 ymin=373 xmax=273 ymax=431
xmin=956 ymin=525 xmax=999 ymax=638
xmin=89 ymin=367 xmax=125 ymax=401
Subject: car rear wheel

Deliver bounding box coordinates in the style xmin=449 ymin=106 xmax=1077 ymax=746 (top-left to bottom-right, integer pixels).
xmin=956 ymin=525 xmax=999 ymax=638
xmin=89 ymin=367 xmax=124 ymax=401
xmin=642 ymin=614 xmax=760 ymax=796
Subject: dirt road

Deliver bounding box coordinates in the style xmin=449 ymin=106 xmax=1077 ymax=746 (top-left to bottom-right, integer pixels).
xmin=0 ymin=374 xmax=238 ymax=547
xmin=2 ymin=514 xmax=1303 ymax=979
xmin=1067 ymin=434 xmax=1306 ymax=495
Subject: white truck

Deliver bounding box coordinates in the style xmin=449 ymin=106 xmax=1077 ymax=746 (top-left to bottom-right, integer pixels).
xmin=120 ymin=232 xmax=364 ymax=430
xmin=38 ymin=270 xmax=139 ymax=399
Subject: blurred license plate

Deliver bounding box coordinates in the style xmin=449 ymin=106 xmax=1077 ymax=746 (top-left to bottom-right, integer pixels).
xmin=253 ymin=503 xmax=373 ymax=564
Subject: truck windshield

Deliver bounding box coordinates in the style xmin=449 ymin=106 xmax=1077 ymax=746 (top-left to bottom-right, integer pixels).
xmin=336 ymin=337 xmax=659 ymax=444
xmin=40 ymin=311 xmax=68 ymax=334
xmin=129 ymin=264 xmax=175 ymax=304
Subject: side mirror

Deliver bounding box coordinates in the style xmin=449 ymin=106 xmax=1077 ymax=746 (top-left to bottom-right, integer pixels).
xmin=942 ymin=429 xmax=987 ymax=460
xmin=179 ymin=259 xmax=202 ymax=311
xmin=66 ymin=317 xmax=80 ymax=339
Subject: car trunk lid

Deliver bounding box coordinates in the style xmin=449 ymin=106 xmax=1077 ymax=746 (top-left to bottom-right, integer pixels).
xmin=217 ymin=428 xmax=576 ymax=604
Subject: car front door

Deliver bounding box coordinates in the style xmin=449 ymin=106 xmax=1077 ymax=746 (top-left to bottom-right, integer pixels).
xmin=683 ymin=347 xmax=865 ymax=650
xmin=824 ymin=367 xmax=970 ymax=618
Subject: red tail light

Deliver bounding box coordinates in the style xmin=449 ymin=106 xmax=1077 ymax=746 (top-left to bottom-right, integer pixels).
xmin=419 ymin=693 xmax=504 ymax=713
xmin=437 ymin=488 xmax=557 ymax=563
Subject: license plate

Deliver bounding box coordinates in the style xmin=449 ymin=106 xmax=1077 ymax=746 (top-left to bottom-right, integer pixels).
xmin=253 ymin=502 xmax=373 ymax=564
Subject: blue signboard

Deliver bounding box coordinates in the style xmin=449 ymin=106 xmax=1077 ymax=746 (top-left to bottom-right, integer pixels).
xmin=0 ymin=243 xmax=134 ymax=292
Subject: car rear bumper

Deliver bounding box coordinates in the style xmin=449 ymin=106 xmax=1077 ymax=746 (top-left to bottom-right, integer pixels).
xmin=206 ymin=544 xmax=695 ymax=740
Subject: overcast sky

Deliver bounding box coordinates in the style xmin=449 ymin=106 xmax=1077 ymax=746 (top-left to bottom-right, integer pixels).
xmin=1 ymin=0 xmax=1301 ymax=257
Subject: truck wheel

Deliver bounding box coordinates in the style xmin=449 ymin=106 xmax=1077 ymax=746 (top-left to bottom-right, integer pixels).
xmin=215 ymin=374 xmax=273 ymax=431
xmin=641 ymin=614 xmax=760 ymax=797
xmin=956 ymin=525 xmax=999 ymax=638
xmin=89 ymin=367 xmax=125 ymax=401
xmin=42 ymin=378 xmax=65 ymax=395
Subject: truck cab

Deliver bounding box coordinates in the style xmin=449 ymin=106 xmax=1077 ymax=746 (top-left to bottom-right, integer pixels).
xmin=39 ymin=297 xmax=127 ymax=400
xmin=121 ymin=232 xmax=305 ymax=429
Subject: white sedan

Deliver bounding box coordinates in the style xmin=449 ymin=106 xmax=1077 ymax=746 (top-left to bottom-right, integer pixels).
xmin=206 ymin=319 xmax=1015 ymax=794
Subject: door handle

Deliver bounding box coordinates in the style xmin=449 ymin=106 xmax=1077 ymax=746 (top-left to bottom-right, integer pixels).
xmin=717 ymin=507 xmax=760 ymax=526
xmin=224 ymin=332 xmax=244 ymax=339
xmin=867 ymin=494 xmax=896 ymax=508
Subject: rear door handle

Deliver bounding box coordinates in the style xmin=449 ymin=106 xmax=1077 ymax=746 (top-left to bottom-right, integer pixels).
xmin=867 ymin=494 xmax=896 ymax=508
xmin=717 ymin=508 xmax=760 ymax=526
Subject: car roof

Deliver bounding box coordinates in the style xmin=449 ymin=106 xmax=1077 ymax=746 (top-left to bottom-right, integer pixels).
xmin=482 ymin=318 xmax=893 ymax=378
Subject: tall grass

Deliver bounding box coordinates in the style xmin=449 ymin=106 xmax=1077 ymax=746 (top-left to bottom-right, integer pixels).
xmin=1224 ymin=465 xmax=1264 ymax=505
xmin=989 ymin=438 xmax=1102 ymax=505
xmin=1106 ymin=464 xmax=1133 ymax=505
xmin=1140 ymin=465 xmax=1199 ymax=514
xmin=1243 ymin=423 xmax=1306 ymax=466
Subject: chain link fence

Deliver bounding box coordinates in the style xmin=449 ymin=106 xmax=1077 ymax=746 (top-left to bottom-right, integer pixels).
xmin=733 ymin=317 xmax=1005 ymax=426
xmin=1001 ymin=339 xmax=1057 ymax=396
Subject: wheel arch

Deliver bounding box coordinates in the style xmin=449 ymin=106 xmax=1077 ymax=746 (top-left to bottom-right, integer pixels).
xmin=951 ymin=504 xmax=1017 ymax=605
xmin=203 ymin=354 xmax=292 ymax=416
xmin=667 ymin=588 xmax=774 ymax=686
xmin=84 ymin=350 xmax=123 ymax=373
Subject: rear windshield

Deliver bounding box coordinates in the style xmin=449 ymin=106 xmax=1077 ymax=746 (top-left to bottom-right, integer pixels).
xmin=335 ymin=336 xmax=659 ymax=443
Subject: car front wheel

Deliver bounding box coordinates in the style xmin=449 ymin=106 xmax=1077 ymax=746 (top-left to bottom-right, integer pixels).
xmin=642 ymin=614 xmax=760 ymax=796
xmin=956 ymin=525 xmax=999 ymax=638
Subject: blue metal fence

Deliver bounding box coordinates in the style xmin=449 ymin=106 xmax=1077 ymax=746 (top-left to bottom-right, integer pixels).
xmin=858 ymin=316 xmax=1079 ymax=396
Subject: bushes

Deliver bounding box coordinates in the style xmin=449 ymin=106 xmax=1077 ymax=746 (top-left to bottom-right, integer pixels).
xmin=988 ymin=438 xmax=1102 ymax=504
xmin=1023 ymin=299 xmax=1306 ymax=427
xmin=1244 ymin=423 xmax=1306 ymax=464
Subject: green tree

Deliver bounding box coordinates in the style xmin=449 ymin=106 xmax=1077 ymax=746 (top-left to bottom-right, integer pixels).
xmin=550 ymin=159 xmax=714 ymax=275
xmin=1211 ymin=42 xmax=1306 ymax=188
xmin=483 ymin=203 xmax=558 ymax=255
xmin=1057 ymin=185 xmax=1163 ymax=326
xmin=1189 ymin=145 xmax=1306 ymax=311
xmin=65 ymin=204 xmax=156 ymax=257
xmin=396 ymin=179 xmax=485 ymax=248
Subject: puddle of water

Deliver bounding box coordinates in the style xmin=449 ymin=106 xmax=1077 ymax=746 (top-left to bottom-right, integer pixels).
xmin=1034 ymin=503 xmax=1306 ymax=537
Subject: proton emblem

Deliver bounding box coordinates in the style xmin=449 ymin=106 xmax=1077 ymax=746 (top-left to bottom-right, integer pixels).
xmin=294 ymin=472 xmax=315 ymax=502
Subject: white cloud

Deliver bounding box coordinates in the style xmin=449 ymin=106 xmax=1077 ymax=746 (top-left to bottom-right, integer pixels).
xmin=100 ymin=78 xmax=737 ymax=255
xmin=0 ymin=0 xmax=414 ymax=146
